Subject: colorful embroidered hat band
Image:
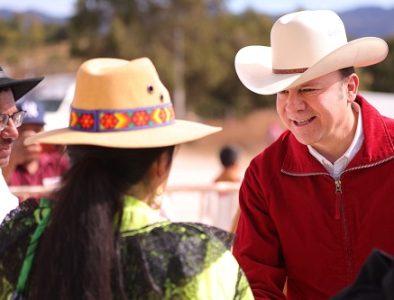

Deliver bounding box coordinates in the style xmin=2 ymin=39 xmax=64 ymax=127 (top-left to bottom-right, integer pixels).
xmin=69 ymin=103 xmax=175 ymax=132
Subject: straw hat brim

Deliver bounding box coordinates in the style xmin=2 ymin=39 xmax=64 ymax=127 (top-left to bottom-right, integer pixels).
xmin=235 ymin=37 xmax=388 ymax=95
xmin=25 ymin=120 xmax=221 ymax=148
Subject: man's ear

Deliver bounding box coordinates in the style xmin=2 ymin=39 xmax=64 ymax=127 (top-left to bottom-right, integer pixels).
xmin=347 ymin=73 xmax=359 ymax=102
xmin=151 ymin=151 xmax=172 ymax=182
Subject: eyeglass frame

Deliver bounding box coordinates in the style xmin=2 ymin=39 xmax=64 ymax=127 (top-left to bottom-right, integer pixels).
xmin=0 ymin=110 xmax=27 ymax=132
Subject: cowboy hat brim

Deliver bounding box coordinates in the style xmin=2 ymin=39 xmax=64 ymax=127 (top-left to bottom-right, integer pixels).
xmin=235 ymin=37 xmax=388 ymax=95
xmin=0 ymin=77 xmax=44 ymax=100
xmin=25 ymin=120 xmax=221 ymax=148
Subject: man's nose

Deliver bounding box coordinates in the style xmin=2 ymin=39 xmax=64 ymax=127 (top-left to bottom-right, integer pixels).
xmin=285 ymin=91 xmax=306 ymax=112
xmin=1 ymin=118 xmax=19 ymax=140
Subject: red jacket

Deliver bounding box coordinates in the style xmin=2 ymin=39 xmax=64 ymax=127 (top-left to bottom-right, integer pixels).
xmin=233 ymin=96 xmax=394 ymax=299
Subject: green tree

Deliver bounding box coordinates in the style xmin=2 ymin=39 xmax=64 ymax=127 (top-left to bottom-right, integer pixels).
xmin=362 ymin=37 xmax=394 ymax=92
xmin=69 ymin=0 xmax=274 ymax=118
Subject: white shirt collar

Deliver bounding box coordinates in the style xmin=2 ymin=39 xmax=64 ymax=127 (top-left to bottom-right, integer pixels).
xmin=308 ymin=104 xmax=364 ymax=179
xmin=0 ymin=169 xmax=19 ymax=224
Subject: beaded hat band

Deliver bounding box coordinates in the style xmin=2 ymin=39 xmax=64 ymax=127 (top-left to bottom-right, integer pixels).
xmin=70 ymin=103 xmax=175 ymax=132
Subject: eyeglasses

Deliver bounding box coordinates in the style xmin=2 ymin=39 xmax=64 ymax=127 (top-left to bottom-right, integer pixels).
xmin=0 ymin=111 xmax=26 ymax=131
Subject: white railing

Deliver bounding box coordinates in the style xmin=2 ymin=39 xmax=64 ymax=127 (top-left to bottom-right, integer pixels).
xmin=165 ymin=182 xmax=240 ymax=231
xmin=10 ymin=182 xmax=241 ymax=232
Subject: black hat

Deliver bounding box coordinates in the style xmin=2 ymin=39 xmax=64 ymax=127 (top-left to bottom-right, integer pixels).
xmin=0 ymin=67 xmax=43 ymax=101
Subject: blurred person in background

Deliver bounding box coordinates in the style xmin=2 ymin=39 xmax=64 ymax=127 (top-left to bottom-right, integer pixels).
xmin=233 ymin=9 xmax=394 ymax=299
xmin=214 ymin=145 xmax=242 ymax=183
xmin=3 ymin=98 xmax=69 ymax=197
xmin=212 ymin=145 xmax=242 ymax=231
xmin=0 ymin=67 xmax=43 ymax=224
xmin=0 ymin=57 xmax=253 ymax=299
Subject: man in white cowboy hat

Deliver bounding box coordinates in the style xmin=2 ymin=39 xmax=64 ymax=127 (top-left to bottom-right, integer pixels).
xmin=0 ymin=67 xmax=43 ymax=223
xmin=232 ymin=9 xmax=394 ymax=299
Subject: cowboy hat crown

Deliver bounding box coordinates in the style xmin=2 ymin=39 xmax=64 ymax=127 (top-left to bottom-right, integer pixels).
xmin=235 ymin=10 xmax=388 ymax=95
xmin=25 ymin=57 xmax=221 ymax=148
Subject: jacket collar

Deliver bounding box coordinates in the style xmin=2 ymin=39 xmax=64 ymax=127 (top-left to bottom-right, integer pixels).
xmin=281 ymin=95 xmax=394 ymax=175
xmin=120 ymin=195 xmax=166 ymax=232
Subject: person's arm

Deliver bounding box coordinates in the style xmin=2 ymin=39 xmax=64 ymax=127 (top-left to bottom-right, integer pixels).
xmin=233 ymin=163 xmax=287 ymax=299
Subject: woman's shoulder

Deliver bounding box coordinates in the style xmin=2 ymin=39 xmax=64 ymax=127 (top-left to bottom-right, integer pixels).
xmin=120 ymin=222 xmax=234 ymax=269
xmin=119 ymin=222 xmax=252 ymax=299
xmin=121 ymin=221 xmax=234 ymax=250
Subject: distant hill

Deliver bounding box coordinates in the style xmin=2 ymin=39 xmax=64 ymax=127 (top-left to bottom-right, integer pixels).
xmin=1 ymin=6 xmax=394 ymax=38
xmin=339 ymin=7 xmax=394 ymax=39
xmin=268 ymin=6 xmax=394 ymax=39
xmin=0 ymin=9 xmax=67 ymax=25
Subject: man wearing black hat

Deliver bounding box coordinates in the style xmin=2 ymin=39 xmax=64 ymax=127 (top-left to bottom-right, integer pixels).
xmin=3 ymin=99 xmax=69 ymax=192
xmin=0 ymin=67 xmax=43 ymax=223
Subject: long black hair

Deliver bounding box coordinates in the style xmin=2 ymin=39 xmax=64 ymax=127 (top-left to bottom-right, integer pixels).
xmin=28 ymin=144 xmax=175 ymax=299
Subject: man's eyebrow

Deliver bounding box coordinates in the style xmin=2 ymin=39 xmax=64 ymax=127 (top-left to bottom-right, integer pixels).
xmin=299 ymin=81 xmax=318 ymax=88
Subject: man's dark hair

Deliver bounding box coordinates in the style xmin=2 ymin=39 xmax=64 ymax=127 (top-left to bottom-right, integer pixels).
xmin=339 ymin=67 xmax=356 ymax=78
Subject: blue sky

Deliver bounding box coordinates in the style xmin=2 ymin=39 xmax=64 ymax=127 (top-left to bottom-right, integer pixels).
xmin=1 ymin=0 xmax=394 ymax=17
xmin=229 ymin=0 xmax=394 ymax=14
xmin=1 ymin=0 xmax=75 ymax=17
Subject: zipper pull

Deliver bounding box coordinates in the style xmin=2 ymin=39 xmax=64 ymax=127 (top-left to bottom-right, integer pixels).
xmin=334 ymin=180 xmax=342 ymax=220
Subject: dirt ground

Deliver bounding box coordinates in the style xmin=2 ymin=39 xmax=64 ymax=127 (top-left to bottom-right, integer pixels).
xmin=168 ymin=108 xmax=283 ymax=186
xmin=164 ymin=108 xmax=283 ymax=228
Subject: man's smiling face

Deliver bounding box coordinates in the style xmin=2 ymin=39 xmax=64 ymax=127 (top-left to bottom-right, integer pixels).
xmin=0 ymin=88 xmax=19 ymax=167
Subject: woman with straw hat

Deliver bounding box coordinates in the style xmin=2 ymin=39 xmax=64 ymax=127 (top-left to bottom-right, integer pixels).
xmin=0 ymin=57 xmax=253 ymax=299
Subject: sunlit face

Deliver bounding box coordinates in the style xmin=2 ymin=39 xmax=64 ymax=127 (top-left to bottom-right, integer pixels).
xmin=0 ymin=88 xmax=19 ymax=167
xmin=276 ymin=71 xmax=358 ymax=155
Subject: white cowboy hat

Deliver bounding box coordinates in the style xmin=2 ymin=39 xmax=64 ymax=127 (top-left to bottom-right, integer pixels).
xmin=25 ymin=57 xmax=221 ymax=148
xmin=235 ymin=10 xmax=389 ymax=95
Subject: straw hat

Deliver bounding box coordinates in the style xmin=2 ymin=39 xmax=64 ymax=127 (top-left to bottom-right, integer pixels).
xmin=235 ymin=10 xmax=389 ymax=95
xmin=25 ymin=57 xmax=221 ymax=148
xmin=0 ymin=67 xmax=43 ymax=100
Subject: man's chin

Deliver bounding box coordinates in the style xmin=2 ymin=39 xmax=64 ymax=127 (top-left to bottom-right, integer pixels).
xmin=0 ymin=157 xmax=10 ymax=168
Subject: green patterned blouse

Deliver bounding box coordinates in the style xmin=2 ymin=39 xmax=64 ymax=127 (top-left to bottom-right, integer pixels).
xmin=0 ymin=196 xmax=253 ymax=299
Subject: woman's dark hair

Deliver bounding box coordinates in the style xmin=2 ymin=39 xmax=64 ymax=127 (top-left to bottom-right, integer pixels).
xmin=28 ymin=144 xmax=175 ymax=300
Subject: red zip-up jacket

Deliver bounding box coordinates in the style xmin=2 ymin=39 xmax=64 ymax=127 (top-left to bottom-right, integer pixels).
xmin=233 ymin=95 xmax=394 ymax=299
